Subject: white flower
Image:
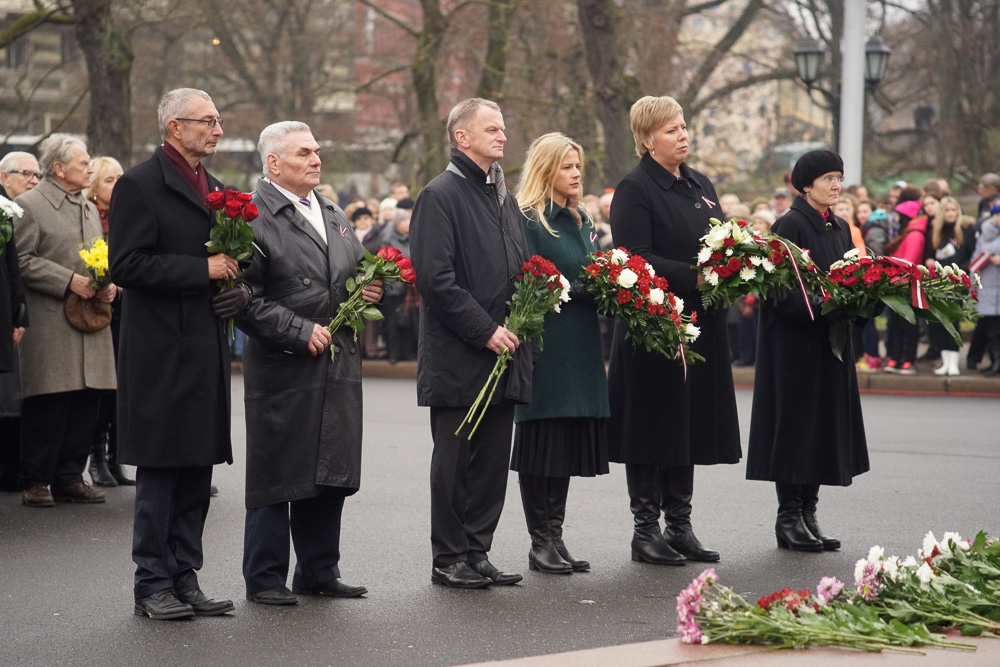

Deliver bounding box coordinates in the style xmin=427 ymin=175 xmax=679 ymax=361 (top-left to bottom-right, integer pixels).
xmin=941 ymin=532 xmax=967 ymax=551
xmin=674 ymin=297 xmax=684 ymax=313
xmin=761 ymin=259 xmax=775 ymax=273
xmin=697 ymin=247 xmax=713 ymax=265
xmin=900 ymin=556 xmax=917 ymax=568
xmin=725 ymin=248 xmax=733 ymax=257
xmin=916 ymin=562 xmax=936 ymax=584
xmin=617 ymin=268 xmax=638 ymax=289
xmin=685 ymin=323 xmax=700 ymax=340
xmin=921 ymin=531 xmax=938 ymax=559
xmin=844 ymin=248 xmax=860 ymax=259
xmin=854 ymin=558 xmax=867 ymax=585
xmin=609 ymin=248 xmax=629 ymax=265
xmin=829 ymin=260 xmax=845 ymax=270
xmin=0 ymin=195 xmax=23 ymax=219
xmin=748 ymin=255 xmax=762 ymax=266
xmin=867 ymin=545 xmax=885 ymax=562
xmin=883 ymin=557 xmax=900 ymax=581
xmin=646 ymin=263 xmax=655 ymax=277
xmin=556 ymin=274 xmax=571 ymax=302
xmin=700 ymin=636 xmax=709 ymax=645
xmin=705 ymin=225 xmax=730 ymax=250
xmin=739 ymin=266 xmax=757 ymax=281
xmin=800 ymin=249 xmax=812 ymax=264
xmin=649 ymin=288 xmax=665 ymax=305
xmin=703 ymin=268 xmax=719 ymax=286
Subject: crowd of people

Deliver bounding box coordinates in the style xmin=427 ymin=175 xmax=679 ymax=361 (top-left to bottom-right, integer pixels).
xmin=1 ymin=87 xmax=998 ymax=621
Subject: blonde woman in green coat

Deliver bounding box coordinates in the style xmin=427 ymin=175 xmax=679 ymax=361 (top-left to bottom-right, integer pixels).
xmin=512 ymin=133 xmax=609 ymax=574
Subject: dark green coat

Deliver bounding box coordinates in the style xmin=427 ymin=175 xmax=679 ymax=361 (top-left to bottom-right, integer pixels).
xmin=514 ymin=203 xmax=609 ymax=423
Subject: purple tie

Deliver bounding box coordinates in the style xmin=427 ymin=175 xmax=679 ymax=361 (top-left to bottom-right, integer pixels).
xmin=298 ymin=197 xmax=310 ymax=209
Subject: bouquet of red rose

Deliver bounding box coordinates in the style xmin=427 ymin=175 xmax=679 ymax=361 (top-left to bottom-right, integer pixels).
xmin=696 ymin=217 xmax=824 ymax=315
xmin=820 ymin=250 xmax=979 ymax=357
xmin=205 ymin=189 xmax=259 ymax=338
xmin=580 ymin=247 xmax=703 ymax=372
xmin=327 ymin=246 xmax=415 ymax=359
xmin=455 ymin=255 xmax=570 ymax=439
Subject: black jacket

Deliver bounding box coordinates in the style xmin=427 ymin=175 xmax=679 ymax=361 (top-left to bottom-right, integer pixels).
xmin=747 ymin=195 xmax=869 ymax=485
xmin=0 ymin=189 xmax=27 ymax=373
xmin=109 ymin=147 xmax=232 ymax=468
xmin=410 ymin=149 xmax=531 ymax=408
xmin=606 ymin=154 xmax=741 ymax=466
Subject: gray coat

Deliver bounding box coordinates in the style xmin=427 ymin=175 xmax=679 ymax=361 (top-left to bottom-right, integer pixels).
xmin=14 ymin=179 xmax=116 ymax=398
xmin=973 ymin=220 xmax=1000 ymax=317
xmin=235 ymin=180 xmax=366 ymax=508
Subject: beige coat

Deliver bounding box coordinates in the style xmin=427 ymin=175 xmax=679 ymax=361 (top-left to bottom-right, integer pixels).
xmin=14 ymin=178 xmax=116 ymax=398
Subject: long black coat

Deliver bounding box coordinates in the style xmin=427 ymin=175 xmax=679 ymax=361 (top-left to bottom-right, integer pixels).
xmin=607 ymin=155 xmax=741 ymax=466
xmin=746 ymin=196 xmax=869 ymax=486
xmin=235 ymin=181 xmax=365 ymax=509
xmin=410 ymin=149 xmax=531 ymax=408
xmin=108 ymin=148 xmax=232 ymax=468
xmin=1 ymin=218 xmax=26 ymax=373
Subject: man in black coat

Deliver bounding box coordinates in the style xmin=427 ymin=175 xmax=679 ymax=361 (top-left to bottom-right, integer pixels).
xmin=410 ymin=98 xmax=531 ymax=589
xmin=109 ymin=88 xmax=250 ymax=620
xmin=236 ymin=121 xmax=381 ymax=605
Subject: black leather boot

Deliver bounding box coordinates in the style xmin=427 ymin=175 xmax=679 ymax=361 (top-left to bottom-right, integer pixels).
xmin=519 ymin=474 xmax=572 ymax=574
xmin=660 ymin=465 xmax=719 ymax=562
xmin=801 ymin=485 xmax=840 ymax=550
xmin=88 ymin=429 xmax=117 ymax=488
xmin=982 ymin=336 xmax=1000 ymax=377
xmin=626 ymin=464 xmax=684 ymax=565
xmin=547 ymin=476 xmax=589 ymax=572
xmin=106 ymin=425 xmax=135 ymax=486
xmin=775 ymin=483 xmax=823 ymax=551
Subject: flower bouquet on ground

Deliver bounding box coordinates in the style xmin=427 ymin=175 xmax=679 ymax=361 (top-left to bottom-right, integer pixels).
xmin=0 ymin=195 xmax=23 ymax=255
xmin=78 ymin=237 xmax=111 ymax=289
xmin=580 ymin=247 xmax=702 ymax=372
xmin=327 ymin=246 xmax=415 ymax=359
xmin=696 ymin=217 xmax=823 ymax=314
xmin=205 ymin=189 xmax=260 ymax=338
xmin=820 ymin=250 xmax=979 ymax=358
xmin=455 ymin=255 xmax=569 ymax=440
xmin=676 ymin=568 xmax=974 ymax=653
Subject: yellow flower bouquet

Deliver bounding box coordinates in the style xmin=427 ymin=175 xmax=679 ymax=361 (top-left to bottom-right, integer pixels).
xmin=78 ymin=237 xmax=111 ymax=289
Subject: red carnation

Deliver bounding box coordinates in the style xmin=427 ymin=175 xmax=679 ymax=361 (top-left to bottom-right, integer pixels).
xmin=206 ymin=191 xmax=226 ymax=210
xmin=241 ymin=203 xmax=258 ymax=222
xmin=711 ymin=252 xmax=723 ymax=262
xmin=727 ymin=258 xmax=741 ymax=272
xmin=769 ymin=240 xmax=782 ymax=250
xmin=723 ymin=237 xmax=736 ymax=247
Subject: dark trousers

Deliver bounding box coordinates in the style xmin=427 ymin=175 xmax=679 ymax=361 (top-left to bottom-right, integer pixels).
xmin=886 ymin=312 xmax=918 ymax=363
xmin=429 ymin=401 xmax=515 ymax=568
xmin=737 ymin=309 xmax=757 ymax=364
xmin=20 ymin=389 xmax=99 ymax=489
xmin=0 ymin=416 xmax=20 ymax=491
xmin=132 ymin=466 xmax=213 ymax=599
xmin=243 ymin=488 xmax=348 ymax=594
xmin=861 ymin=318 xmax=880 ymax=358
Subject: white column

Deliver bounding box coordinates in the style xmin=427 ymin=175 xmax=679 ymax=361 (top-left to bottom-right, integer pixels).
xmin=839 ymin=0 xmax=866 ymax=184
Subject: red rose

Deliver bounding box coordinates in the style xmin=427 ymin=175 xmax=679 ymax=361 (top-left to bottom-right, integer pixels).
xmin=377 ymin=246 xmax=403 ymax=261
xmin=769 ymin=240 xmax=782 ymax=250
xmin=727 ymin=258 xmax=741 ymax=272
xmin=737 ymin=219 xmax=748 ymax=227
xmin=717 ymin=267 xmax=731 ymax=278
xmin=237 ymin=192 xmax=253 ymax=202
xmin=723 ymin=237 xmax=736 ymax=247
xmin=206 ymin=191 xmax=226 ymax=210
xmin=711 ymin=252 xmax=723 ymax=262
xmin=401 ymin=267 xmax=416 ymax=283
xmin=224 ymin=189 xmax=241 ymax=202
xmin=224 ymin=200 xmax=243 ymax=218
xmin=241 ymin=203 xmax=258 ymax=222
xmin=690 ymin=311 xmax=697 ymax=323
xmin=396 ymin=256 xmax=412 ymax=272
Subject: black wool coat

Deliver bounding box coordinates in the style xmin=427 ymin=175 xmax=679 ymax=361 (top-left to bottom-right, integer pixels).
xmin=108 ymin=148 xmax=232 ymax=468
xmin=0 ymin=218 xmax=26 ymax=373
xmin=607 ymin=154 xmax=741 ymax=466
xmin=235 ymin=181 xmax=365 ymax=509
xmin=746 ymin=195 xmax=869 ymax=486
xmin=410 ymin=149 xmax=531 ymax=408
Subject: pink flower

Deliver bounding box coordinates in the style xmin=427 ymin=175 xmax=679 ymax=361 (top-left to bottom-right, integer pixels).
xmin=816 ymin=576 xmax=844 ymax=603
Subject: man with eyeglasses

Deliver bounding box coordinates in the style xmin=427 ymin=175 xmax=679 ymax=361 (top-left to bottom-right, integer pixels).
xmin=0 ymin=151 xmax=36 ymax=492
xmin=109 ymin=88 xmax=249 ymax=621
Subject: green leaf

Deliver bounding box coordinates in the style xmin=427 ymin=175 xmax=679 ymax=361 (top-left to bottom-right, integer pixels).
xmin=345 ymin=276 xmax=357 ymax=292
xmin=361 ymin=306 xmax=384 ymax=321
xmin=881 ymin=294 xmax=916 ymax=323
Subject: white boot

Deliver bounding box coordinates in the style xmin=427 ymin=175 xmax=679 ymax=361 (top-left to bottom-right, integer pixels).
xmin=935 ymin=350 xmax=961 ymax=376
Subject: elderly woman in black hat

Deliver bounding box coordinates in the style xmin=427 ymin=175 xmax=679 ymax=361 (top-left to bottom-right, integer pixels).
xmin=746 ymin=149 xmax=870 ymax=552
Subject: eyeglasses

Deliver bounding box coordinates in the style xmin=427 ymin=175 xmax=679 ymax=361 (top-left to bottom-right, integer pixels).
xmin=822 ymin=175 xmax=846 ymax=185
xmin=175 ymin=117 xmax=225 ymax=129
xmin=7 ymin=169 xmax=42 ymax=180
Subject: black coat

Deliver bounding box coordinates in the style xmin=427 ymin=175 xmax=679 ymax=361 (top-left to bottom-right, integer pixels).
xmin=746 ymin=196 xmax=869 ymax=486
xmin=235 ymin=181 xmax=365 ymax=508
xmin=1 ymin=215 xmax=26 ymax=373
xmin=607 ymin=155 xmax=741 ymax=466
xmin=410 ymin=149 xmax=531 ymax=408
xmin=108 ymin=148 xmax=232 ymax=468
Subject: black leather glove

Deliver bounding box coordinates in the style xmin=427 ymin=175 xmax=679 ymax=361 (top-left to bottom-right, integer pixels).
xmin=212 ymin=283 xmax=252 ymax=319
xmin=12 ymin=303 xmax=26 ymax=328
xmin=567 ymin=280 xmax=593 ymax=304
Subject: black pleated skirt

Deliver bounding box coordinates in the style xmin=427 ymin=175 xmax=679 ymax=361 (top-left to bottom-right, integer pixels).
xmin=510 ymin=417 xmax=610 ymax=477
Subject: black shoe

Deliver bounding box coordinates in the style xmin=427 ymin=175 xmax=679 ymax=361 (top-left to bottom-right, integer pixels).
xmin=553 ymin=538 xmax=589 ymax=572
xmin=109 ymin=464 xmax=135 ymax=486
xmin=660 ymin=465 xmax=718 ymax=562
xmin=247 ymin=586 xmax=298 ymax=605
xmin=134 ymin=591 xmax=195 ymax=620
xmin=292 ymin=578 xmax=367 ymax=598
xmin=775 ymin=483 xmax=823 ymax=552
xmin=664 ymin=526 xmax=720 ymax=562
xmin=88 ymin=433 xmax=117 ymax=488
xmin=546 ymin=477 xmax=589 ymax=572
xmin=176 ymin=588 xmax=234 ymax=616
xmin=627 ymin=464 xmax=685 ymax=566
xmin=519 ymin=474 xmax=572 ymax=574
xmin=801 ymin=485 xmax=840 ymax=550
xmin=431 ymin=562 xmax=491 ymax=589
xmin=470 ymin=559 xmax=522 ymax=585
xmin=631 ymin=529 xmax=686 ymax=565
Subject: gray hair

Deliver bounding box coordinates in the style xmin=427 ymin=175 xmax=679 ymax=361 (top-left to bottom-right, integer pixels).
xmin=257 ymin=121 xmax=313 ymax=176
xmin=38 ymin=135 xmax=87 ymax=176
xmin=157 ymin=88 xmax=214 ymax=140
xmin=0 ymin=151 xmax=35 ymax=174
xmin=980 ymin=173 xmax=1000 ymax=190
xmin=446 ymin=98 xmax=501 ymax=148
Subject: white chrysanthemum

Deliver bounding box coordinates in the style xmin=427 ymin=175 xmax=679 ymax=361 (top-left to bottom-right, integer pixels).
xmin=697 ymin=247 xmax=713 ymax=264
xmin=703 ymin=268 xmax=719 ymax=286
xmin=900 ymin=556 xmax=917 ymax=568
xmin=748 ymin=255 xmax=762 ymax=266
xmin=854 ymin=558 xmax=867 ymax=585
xmin=867 ymin=545 xmax=885 ymax=562
xmin=646 ymin=262 xmax=655 ymax=277
xmin=761 ymin=259 xmax=775 ymax=273
xmin=844 ymin=248 xmax=860 ymax=259
xmin=0 ymin=195 xmax=23 ymax=219
xmin=649 ymin=288 xmax=664 ymax=305
xmin=883 ymin=557 xmax=900 ymax=581
xmin=674 ymin=297 xmax=684 ymax=313
xmin=725 ymin=248 xmax=733 ymax=257
xmin=739 ymin=266 xmax=757 ymax=281
xmin=830 ymin=260 xmax=845 ymax=270
xmin=942 ymin=532 xmax=970 ymax=551
xmin=617 ymin=268 xmax=638 ymax=289
xmin=610 ymin=248 xmax=629 ymax=265
xmin=684 ymin=323 xmax=700 ymax=340
xmin=916 ymin=562 xmax=935 ymax=585
xmin=921 ymin=531 xmax=938 ymax=559
xmin=705 ymin=225 xmax=730 ymax=250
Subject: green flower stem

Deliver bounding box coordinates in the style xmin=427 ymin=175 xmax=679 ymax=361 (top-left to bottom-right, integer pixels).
xmin=455 ymin=352 xmax=510 ymax=439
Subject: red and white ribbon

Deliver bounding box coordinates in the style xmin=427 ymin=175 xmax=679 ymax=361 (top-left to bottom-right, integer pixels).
xmin=883 ymin=257 xmax=927 ymax=308
xmin=969 ymin=252 xmax=990 ymax=274
xmin=753 ymin=237 xmax=816 ymax=320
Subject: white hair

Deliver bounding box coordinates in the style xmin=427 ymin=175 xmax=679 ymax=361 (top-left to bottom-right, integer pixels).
xmin=0 ymin=151 xmax=35 ymax=174
xmin=38 ymin=135 xmax=87 ymax=176
xmin=446 ymin=98 xmax=501 ymax=148
xmin=257 ymin=121 xmax=313 ymax=176
xmin=157 ymin=88 xmax=213 ymax=140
